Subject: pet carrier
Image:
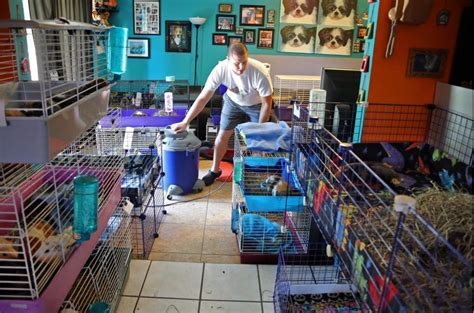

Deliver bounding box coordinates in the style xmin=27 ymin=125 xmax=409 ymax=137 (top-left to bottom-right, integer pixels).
xmin=0 ymin=19 xmax=113 ymax=163
xmin=95 ymin=109 xmax=165 ymax=259
xmin=60 ymin=199 xmax=132 ymax=313
xmin=0 ymin=125 xmax=123 ymax=313
xmin=290 ymin=104 xmax=472 ymax=312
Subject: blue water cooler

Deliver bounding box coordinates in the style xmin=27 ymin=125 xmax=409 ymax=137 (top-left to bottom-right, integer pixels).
xmin=162 ymin=128 xmax=205 ymax=199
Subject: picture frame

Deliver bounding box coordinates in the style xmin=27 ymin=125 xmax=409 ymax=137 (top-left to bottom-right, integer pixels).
xmin=240 ymin=5 xmax=265 ymax=26
xmin=243 ymin=29 xmax=256 ymax=44
xmin=228 ymin=36 xmax=243 ymax=46
xmin=216 ymin=14 xmax=236 ymax=32
xmin=218 ymin=3 xmax=232 ymax=13
xmin=133 ymin=0 xmax=160 ymax=35
xmin=165 ymin=21 xmax=192 ymax=52
xmin=267 ymin=9 xmax=275 ymax=27
xmin=127 ymin=38 xmax=150 ymax=58
xmin=235 ymin=27 xmax=243 ymax=35
xmin=407 ymin=48 xmax=448 ymax=78
xmin=357 ymin=26 xmax=368 ymax=39
xmin=212 ymin=33 xmax=228 ymax=45
xmin=257 ymin=28 xmax=274 ymax=49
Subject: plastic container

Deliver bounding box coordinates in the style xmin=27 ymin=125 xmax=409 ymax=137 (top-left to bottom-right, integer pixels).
xmin=86 ymin=301 xmax=110 ymax=313
xmin=108 ymin=27 xmax=128 ymax=75
xmin=73 ymin=175 xmax=99 ymax=242
xmin=162 ymin=129 xmax=201 ymax=195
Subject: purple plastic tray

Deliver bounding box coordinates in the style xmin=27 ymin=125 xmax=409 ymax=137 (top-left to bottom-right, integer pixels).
xmin=99 ymin=109 xmax=187 ymax=128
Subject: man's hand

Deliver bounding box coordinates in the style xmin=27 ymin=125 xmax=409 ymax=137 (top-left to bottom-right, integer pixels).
xmin=170 ymin=121 xmax=188 ymax=132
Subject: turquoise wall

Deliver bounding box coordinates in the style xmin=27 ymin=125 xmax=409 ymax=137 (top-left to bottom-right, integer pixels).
xmin=110 ymin=0 xmax=368 ymax=85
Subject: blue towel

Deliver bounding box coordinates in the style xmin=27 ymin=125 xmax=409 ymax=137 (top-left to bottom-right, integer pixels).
xmin=236 ymin=121 xmax=292 ymax=152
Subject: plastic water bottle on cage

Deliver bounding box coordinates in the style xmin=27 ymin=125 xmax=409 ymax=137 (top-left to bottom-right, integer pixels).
xmin=164 ymin=91 xmax=173 ymax=113
xmin=73 ymin=175 xmax=99 ymax=242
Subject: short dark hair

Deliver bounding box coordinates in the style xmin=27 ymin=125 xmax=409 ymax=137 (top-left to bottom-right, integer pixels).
xmin=228 ymin=42 xmax=248 ymax=57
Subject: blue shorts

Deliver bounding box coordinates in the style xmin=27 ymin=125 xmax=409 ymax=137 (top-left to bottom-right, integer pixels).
xmin=220 ymin=94 xmax=261 ymax=130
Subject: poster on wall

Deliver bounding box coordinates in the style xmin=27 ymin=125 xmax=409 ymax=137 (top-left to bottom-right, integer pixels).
xmin=279 ymin=0 xmax=318 ymax=24
xmin=315 ymin=27 xmax=353 ymax=55
xmin=278 ymin=0 xmax=357 ymax=55
xmin=279 ymin=25 xmax=317 ymax=53
xmin=134 ymin=0 xmax=160 ymax=35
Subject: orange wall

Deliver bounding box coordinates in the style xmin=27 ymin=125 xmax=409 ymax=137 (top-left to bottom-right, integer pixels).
xmin=368 ymin=0 xmax=469 ymax=105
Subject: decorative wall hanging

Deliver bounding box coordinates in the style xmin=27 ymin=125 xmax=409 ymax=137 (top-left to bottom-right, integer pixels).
xmin=407 ymin=48 xmax=448 ymax=78
xmin=216 ymin=14 xmax=236 ymax=32
xmin=128 ymin=38 xmax=151 ymax=58
xmin=240 ymin=5 xmax=265 ymax=26
xmin=165 ymin=21 xmax=192 ymax=52
xmin=133 ymin=0 xmax=160 ymax=35
xmin=257 ymin=28 xmax=274 ymax=49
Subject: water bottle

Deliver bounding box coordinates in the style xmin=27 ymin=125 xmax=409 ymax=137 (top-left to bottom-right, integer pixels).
xmin=233 ymin=158 xmax=243 ymax=183
xmin=73 ymin=175 xmax=99 ymax=242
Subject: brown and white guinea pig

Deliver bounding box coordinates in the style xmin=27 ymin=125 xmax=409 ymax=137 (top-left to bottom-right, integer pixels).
xmin=320 ymin=0 xmax=356 ymax=21
xmin=261 ymin=175 xmax=290 ymax=196
xmin=280 ymin=25 xmax=317 ymax=48
xmin=27 ymin=221 xmax=55 ymax=257
xmin=0 ymin=238 xmax=19 ymax=259
xmin=318 ymin=27 xmax=353 ymax=49
xmin=35 ymin=226 xmax=76 ymax=263
xmin=282 ymin=0 xmax=318 ymax=19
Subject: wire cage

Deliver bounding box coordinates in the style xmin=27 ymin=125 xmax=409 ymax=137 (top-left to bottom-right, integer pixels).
xmin=109 ymin=79 xmax=190 ymax=109
xmin=0 ymin=19 xmax=113 ymax=163
xmin=95 ymin=109 xmax=165 ymax=259
xmin=274 ymin=75 xmax=321 ymax=108
xmin=290 ymin=105 xmax=472 ymax=312
xmin=274 ymin=243 xmax=361 ymax=313
xmin=0 ymin=125 xmax=123 ymax=305
xmin=60 ymin=199 xmax=132 ymax=313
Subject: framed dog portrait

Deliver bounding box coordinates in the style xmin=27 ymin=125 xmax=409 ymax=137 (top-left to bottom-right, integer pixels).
xmin=243 ymin=29 xmax=256 ymax=44
xmin=133 ymin=0 xmax=160 ymax=35
xmin=257 ymin=28 xmax=274 ymax=49
xmin=279 ymin=24 xmax=316 ymax=53
xmin=219 ymin=3 xmax=232 ymax=13
xmin=216 ymin=14 xmax=236 ymax=32
xmin=128 ymin=38 xmax=150 ymax=58
xmin=318 ymin=0 xmax=356 ymax=27
xmin=280 ymin=0 xmax=317 ymax=24
xmin=240 ymin=5 xmax=265 ymax=26
xmin=165 ymin=21 xmax=192 ymax=52
xmin=407 ymin=48 xmax=448 ymax=78
xmin=213 ymin=33 xmax=228 ymax=45
xmin=315 ymin=26 xmax=353 ymax=55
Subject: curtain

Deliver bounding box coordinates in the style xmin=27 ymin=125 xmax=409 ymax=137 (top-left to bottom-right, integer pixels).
xmin=28 ymin=0 xmax=54 ymax=19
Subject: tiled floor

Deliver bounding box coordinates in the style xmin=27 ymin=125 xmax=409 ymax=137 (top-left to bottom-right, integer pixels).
xmin=117 ymin=160 xmax=277 ymax=312
xmin=117 ymin=261 xmax=276 ymax=313
xmin=148 ymin=160 xmax=240 ymax=263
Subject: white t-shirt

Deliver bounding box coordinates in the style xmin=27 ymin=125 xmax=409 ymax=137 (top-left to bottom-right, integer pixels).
xmin=204 ymin=57 xmax=273 ymax=106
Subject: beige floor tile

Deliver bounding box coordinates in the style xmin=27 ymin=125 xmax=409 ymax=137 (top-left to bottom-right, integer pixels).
xmin=206 ymin=202 xmax=232 ymax=226
xmin=208 ymin=182 xmax=233 ymax=202
xmin=163 ymin=200 xmax=207 ymax=225
xmin=201 ymin=254 xmax=241 ymax=264
xmin=202 ymin=225 xmax=239 ymax=255
xmin=148 ymin=252 xmax=202 ymax=262
xmin=152 ymin=223 xmax=204 ymax=254
xmin=198 ymin=160 xmax=213 ymax=177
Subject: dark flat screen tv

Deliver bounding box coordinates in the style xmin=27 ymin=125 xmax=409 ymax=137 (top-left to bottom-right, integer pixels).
xmin=320 ymin=68 xmax=361 ymax=141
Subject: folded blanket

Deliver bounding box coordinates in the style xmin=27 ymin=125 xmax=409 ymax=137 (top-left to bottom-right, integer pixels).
xmin=236 ymin=121 xmax=291 ymax=152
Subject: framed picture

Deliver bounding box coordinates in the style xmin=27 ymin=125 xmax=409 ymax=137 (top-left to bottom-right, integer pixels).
xmin=357 ymin=26 xmax=368 ymax=39
xmin=133 ymin=0 xmax=160 ymax=35
xmin=243 ymin=29 xmax=256 ymax=44
xmin=216 ymin=14 xmax=236 ymax=32
xmin=219 ymin=3 xmax=232 ymax=13
xmin=128 ymin=38 xmax=150 ymax=58
xmin=240 ymin=5 xmax=265 ymax=26
xmin=212 ymin=33 xmax=228 ymax=45
xmin=257 ymin=28 xmax=274 ymax=49
xmin=228 ymin=36 xmax=243 ymax=46
xmin=267 ymin=9 xmax=275 ymax=27
xmin=236 ymin=27 xmax=243 ymax=35
xmin=165 ymin=21 xmax=192 ymax=52
xmin=407 ymin=48 xmax=448 ymax=78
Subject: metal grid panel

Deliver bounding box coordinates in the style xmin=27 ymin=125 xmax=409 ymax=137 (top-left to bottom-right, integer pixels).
xmin=109 ymin=80 xmax=190 ymax=109
xmin=1 ymin=22 xmax=111 ymax=117
xmin=0 ymin=125 xmax=124 ymax=300
xmin=274 ymin=75 xmax=321 ymax=108
xmin=205 ymin=118 xmax=235 ymax=149
xmin=274 ymin=244 xmax=360 ymax=313
xmin=60 ymin=199 xmax=132 ymax=312
xmin=427 ymin=107 xmax=473 ymax=166
xmin=291 ymin=106 xmax=472 ymax=312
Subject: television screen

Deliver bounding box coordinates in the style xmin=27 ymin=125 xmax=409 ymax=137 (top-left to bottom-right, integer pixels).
xmin=320 ymin=68 xmax=361 ymax=141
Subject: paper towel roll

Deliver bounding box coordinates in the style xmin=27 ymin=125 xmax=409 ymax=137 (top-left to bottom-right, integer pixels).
xmin=164 ymin=92 xmax=173 ymax=113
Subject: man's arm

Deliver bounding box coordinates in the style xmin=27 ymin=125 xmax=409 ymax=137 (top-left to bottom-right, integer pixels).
xmin=258 ymin=94 xmax=272 ymax=123
xmin=171 ymin=88 xmax=215 ymax=132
